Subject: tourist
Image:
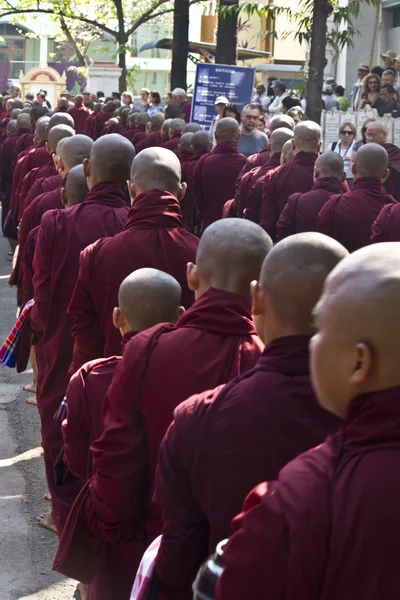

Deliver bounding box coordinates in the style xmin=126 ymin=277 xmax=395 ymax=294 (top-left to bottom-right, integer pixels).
xmin=330 ymin=121 xmax=356 ymax=186
xmin=148 ymin=91 xmax=164 ymax=116
xmin=358 ymin=73 xmax=381 ymax=110
xmin=238 ymin=103 xmax=268 ymax=157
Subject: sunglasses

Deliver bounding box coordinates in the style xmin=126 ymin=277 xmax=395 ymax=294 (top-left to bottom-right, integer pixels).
xmin=341 ymin=130 xmax=354 ymax=135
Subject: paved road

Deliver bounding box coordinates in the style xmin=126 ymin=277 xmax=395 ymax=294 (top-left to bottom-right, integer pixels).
xmin=0 ymin=234 xmax=75 ymax=600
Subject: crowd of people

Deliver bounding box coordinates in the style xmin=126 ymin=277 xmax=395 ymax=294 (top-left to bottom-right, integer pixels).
xmin=1 ymin=73 xmax=400 ymax=600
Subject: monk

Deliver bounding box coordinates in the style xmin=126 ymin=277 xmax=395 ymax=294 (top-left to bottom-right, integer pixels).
xmin=260 ymin=121 xmax=321 ymax=240
xmin=317 ymin=143 xmax=396 ymax=252
xmin=68 ymin=95 xmax=91 ymax=134
xmin=238 ymin=114 xmax=295 ymax=179
xmin=68 ymin=147 xmax=199 ymax=369
xmin=175 ymin=132 xmax=193 ymax=167
xmin=243 ymin=138 xmax=295 ymax=224
xmin=94 ymin=101 xmax=116 ymax=139
xmin=194 ymin=118 xmax=246 ymax=232
xmin=183 ymin=123 xmax=202 ymax=133
xmin=277 ymin=151 xmax=345 ymax=241
xmin=217 ymin=242 xmax=400 ymax=600
xmin=0 ymin=119 xmax=18 ymax=230
xmin=154 ymin=232 xmax=346 ymax=600
xmin=365 ymin=120 xmax=400 ymax=200
xmin=161 ymin=118 xmax=173 ymax=143
xmin=54 ymin=218 xmax=272 ymax=599
xmin=135 ymin=113 xmax=165 ymax=152
xmin=12 ymin=106 xmax=47 ymax=166
xmin=234 ymin=128 xmax=294 ymax=219
xmin=162 ymin=118 xmax=186 ymax=152
xmin=60 ymin=268 xmax=183 ymax=600
xmin=84 ymin=103 xmax=101 ymax=139
xmin=31 ymin=134 xmax=133 ymax=533
xmin=181 ymin=131 xmax=212 ymax=232
xmin=370 ymin=198 xmax=400 ymax=241
xmin=129 ymin=112 xmax=150 ymax=146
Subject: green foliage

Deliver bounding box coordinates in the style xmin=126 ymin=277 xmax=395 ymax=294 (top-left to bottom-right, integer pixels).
xmin=126 ymin=63 xmax=143 ymax=93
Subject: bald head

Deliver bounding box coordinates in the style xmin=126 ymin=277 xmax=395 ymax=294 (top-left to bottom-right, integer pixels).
xmin=293 ymin=121 xmax=321 ymax=153
xmin=63 ymin=165 xmax=88 ymax=207
xmin=118 ymin=268 xmax=182 ymax=331
xmin=150 ymin=113 xmax=165 ymax=130
xmin=179 ymin=132 xmax=193 ymax=151
xmin=269 ymin=127 xmax=294 ymax=154
xmin=16 ymin=112 xmax=31 ymax=131
xmin=137 ymin=112 xmax=150 ymax=126
xmin=269 ymin=114 xmax=295 ymax=133
xmin=47 ymin=124 xmax=75 ymax=153
xmin=315 ymin=151 xmax=344 ymax=180
xmin=35 ymin=116 xmax=50 ymax=142
xmin=195 ymin=219 xmax=273 ymax=298
xmin=11 ymin=108 xmax=22 ymax=119
xmin=12 ymin=99 xmax=24 ymax=110
xmin=48 ymin=112 xmax=75 ymax=130
xmin=57 ymin=135 xmax=93 ymax=171
xmin=7 ymin=119 xmax=17 ymax=135
xmin=130 ymin=147 xmax=181 ymax=196
xmin=215 ymin=117 xmax=240 ymax=143
xmin=355 ymin=143 xmax=388 ymax=178
xmin=192 ymin=131 xmax=212 ymax=153
xmin=184 ymin=123 xmax=202 ymax=133
xmin=260 ymin=232 xmax=348 ymax=334
xmin=88 ymin=134 xmax=136 ymax=187
xmin=170 ymin=118 xmax=186 ymax=134
xmin=281 ymin=140 xmax=294 ymax=164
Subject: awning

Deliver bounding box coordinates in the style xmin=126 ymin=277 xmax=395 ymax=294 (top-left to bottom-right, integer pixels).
xmin=139 ymin=38 xmax=270 ymax=61
xmin=256 ymin=63 xmax=304 ymax=72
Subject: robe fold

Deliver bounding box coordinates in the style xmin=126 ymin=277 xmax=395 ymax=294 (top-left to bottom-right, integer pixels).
xmin=0 ymin=134 xmax=19 ymax=228
xmin=10 ymin=142 xmax=48 ymax=214
xmin=317 ymin=177 xmax=396 ymax=252
xmin=383 ymin=142 xmax=400 ymax=200
xmin=94 ymin=111 xmax=113 ymax=140
xmin=129 ymin=124 xmax=147 ymax=146
xmin=162 ymin=131 xmax=183 ymax=152
xmin=181 ymin=150 xmax=211 ymax=232
xmin=193 ymin=141 xmax=246 ymax=231
xmin=260 ymin=151 xmax=316 ymax=240
xmin=67 ymin=106 xmax=91 ymax=134
xmin=237 ymin=147 xmax=271 ymax=182
xmin=31 ymin=182 xmax=129 ymax=531
xmin=276 ymin=176 xmax=344 ymax=241
xmin=371 ymin=202 xmax=400 ymax=242
xmin=54 ymin=287 xmax=263 ymax=599
xmin=234 ymin=152 xmax=280 ymax=219
xmin=154 ymin=336 xmax=341 ymax=600
xmin=217 ymin=387 xmax=400 ymax=600
xmin=175 ymin=148 xmax=194 ymax=170
xmin=13 ymin=130 xmax=34 ymax=168
xmin=22 ymin=225 xmax=40 ymax=307
xmin=68 ymin=189 xmax=199 ymax=370
xmin=135 ymin=129 xmax=163 ymax=152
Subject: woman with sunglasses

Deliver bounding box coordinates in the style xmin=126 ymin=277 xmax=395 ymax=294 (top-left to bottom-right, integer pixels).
xmin=330 ymin=122 xmax=356 ymax=187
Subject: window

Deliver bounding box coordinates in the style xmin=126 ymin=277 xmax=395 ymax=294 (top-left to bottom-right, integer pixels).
xmin=394 ymin=6 xmax=400 ymax=27
xmin=0 ymin=37 xmax=26 ymax=77
xmin=53 ymin=41 xmax=74 ymax=63
xmin=151 ymin=71 xmax=157 ymax=84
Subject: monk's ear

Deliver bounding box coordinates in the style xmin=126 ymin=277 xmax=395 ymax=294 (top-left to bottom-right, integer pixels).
xmin=128 ymin=180 xmax=137 ymax=203
xmin=83 ymin=158 xmax=91 ymax=179
xmin=313 ymin=167 xmax=319 ymax=181
xmin=176 ymin=306 xmax=185 ymax=321
xmin=187 ymin=262 xmax=199 ymax=291
xmin=112 ymin=307 xmax=125 ymax=330
xmin=317 ymin=141 xmax=322 ymax=153
xmin=381 ymin=167 xmax=390 ymax=183
xmin=53 ymin=154 xmax=59 ymax=170
xmin=266 ymin=129 xmax=271 ymax=139
xmin=250 ymin=280 xmax=264 ymax=316
xmin=351 ymin=162 xmax=357 ymax=177
xmin=350 ymin=343 xmax=372 ymax=386
xmin=61 ymin=187 xmax=68 ymax=208
xmin=45 ymin=141 xmax=50 ymax=154
xmin=177 ymin=182 xmax=187 ymax=202
xmin=235 ymin=131 xmax=240 ymax=141
xmin=341 ymin=171 xmax=346 ymax=183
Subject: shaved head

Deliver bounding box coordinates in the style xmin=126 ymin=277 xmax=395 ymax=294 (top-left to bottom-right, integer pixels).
xmin=57 ymin=135 xmax=93 ymax=169
xmin=48 ymin=124 xmax=75 ymax=153
xmin=89 ymin=134 xmax=136 ymax=186
xmin=130 ymin=147 xmax=181 ymax=196
xmin=293 ymin=121 xmax=321 ymax=152
xmin=7 ymin=119 xmax=17 ymax=135
xmin=269 ymin=127 xmax=294 ymax=154
xmin=118 ymin=268 xmax=181 ymax=331
xmin=311 ymin=243 xmax=400 ymax=418
xmin=269 ymin=114 xmax=295 ymax=133
xmin=196 ymin=219 xmax=273 ymax=298
xmin=162 ymin=118 xmax=173 ymax=140
xmin=215 ymin=117 xmax=240 ymax=142
xmin=179 ymin=132 xmax=193 ymax=151
xmin=64 ymin=165 xmax=88 ymax=206
xmin=192 ymin=131 xmax=212 ymax=153
xmin=355 ymin=143 xmax=388 ymax=178
xmin=281 ymin=140 xmax=294 ymax=163
xmin=48 ymin=112 xmax=75 ymax=130
xmin=11 ymin=108 xmax=22 ymax=119
xmin=35 ymin=116 xmax=50 ymax=141
xmin=137 ymin=112 xmax=150 ymax=126
xmin=150 ymin=113 xmax=165 ymax=130
xmin=170 ymin=118 xmax=186 ymax=133
xmin=184 ymin=123 xmax=202 ymax=133
xmin=315 ymin=151 xmax=344 ymax=179
xmin=261 ymin=232 xmax=348 ymax=331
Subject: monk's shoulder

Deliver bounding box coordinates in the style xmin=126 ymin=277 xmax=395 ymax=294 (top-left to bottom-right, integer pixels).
xmin=174 ymin=384 xmax=226 ymax=426
xmin=122 ymin=322 xmax=177 ymax=365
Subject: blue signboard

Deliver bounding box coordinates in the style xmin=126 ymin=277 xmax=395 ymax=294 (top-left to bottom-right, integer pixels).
xmin=191 ymin=63 xmax=255 ymax=131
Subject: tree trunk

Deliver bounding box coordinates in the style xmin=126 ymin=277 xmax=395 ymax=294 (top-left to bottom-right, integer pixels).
xmin=171 ymin=0 xmax=189 ymax=89
xmin=306 ymin=0 xmax=332 ymax=124
xmin=216 ymin=0 xmax=238 ymax=65
xmin=118 ymin=43 xmax=127 ymax=92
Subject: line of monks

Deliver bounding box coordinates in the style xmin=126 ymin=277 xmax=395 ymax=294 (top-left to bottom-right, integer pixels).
xmin=1 ymin=90 xmax=400 ymax=600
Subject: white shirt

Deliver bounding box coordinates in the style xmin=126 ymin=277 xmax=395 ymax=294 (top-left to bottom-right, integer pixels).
xmin=268 ymin=92 xmax=289 ymax=114
xmin=209 ymin=115 xmax=220 ymax=146
xmin=332 ymin=140 xmax=356 ymax=179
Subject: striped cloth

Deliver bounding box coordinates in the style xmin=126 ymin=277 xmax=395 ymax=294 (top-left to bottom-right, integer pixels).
xmin=0 ymin=299 xmax=34 ymax=368
xmin=130 ymin=536 xmax=161 ymax=600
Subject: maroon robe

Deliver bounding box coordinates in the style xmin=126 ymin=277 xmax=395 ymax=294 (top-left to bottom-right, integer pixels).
xmin=276 ymin=176 xmax=344 ymax=241
xmin=162 ymin=131 xmax=182 ymax=152
xmin=217 ymin=387 xmax=400 ymax=600
xmin=94 ymin=111 xmax=113 ymax=140
xmin=130 ymin=124 xmax=147 ymax=146
xmin=135 ymin=129 xmax=163 ymax=152
xmin=54 ymin=288 xmax=263 ymax=598
xmin=370 ymin=202 xmax=400 ymax=242
xmin=317 ymin=177 xmax=396 ymax=252
xmin=234 ymin=152 xmax=281 ymax=219
xmin=154 ymin=335 xmax=341 ymax=600
xmin=22 ymin=172 xmax=60 ymax=215
xmin=175 ymin=148 xmax=194 ymax=171
xmin=84 ymin=112 xmax=97 ymax=139
xmin=0 ymin=134 xmax=19 ymax=228
xmin=194 ymin=141 xmax=246 ymax=231
xmin=31 ymin=182 xmax=129 ymax=531
xmin=260 ymin=151 xmax=316 ymax=240
xmin=12 ymin=129 xmax=33 ymax=169
xmin=68 ymin=105 xmax=91 ymax=134
xmin=68 ymin=189 xmax=199 ymax=370
xmin=383 ymin=142 xmax=400 ymax=200
xmin=22 ymin=225 xmax=40 ymax=306
xmin=181 ymin=150 xmax=211 ymax=232
xmin=10 ymin=143 xmax=48 ymax=214
xmin=237 ymin=147 xmax=271 ymax=182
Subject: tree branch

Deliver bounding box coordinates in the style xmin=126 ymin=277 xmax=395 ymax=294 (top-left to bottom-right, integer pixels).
xmin=125 ymin=0 xmax=172 ymax=36
xmin=126 ymin=0 xmax=204 ymax=35
xmin=59 ymin=16 xmax=86 ymax=66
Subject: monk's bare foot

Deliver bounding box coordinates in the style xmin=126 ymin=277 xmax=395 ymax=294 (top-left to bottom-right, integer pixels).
xmin=74 ymin=583 xmax=88 ymax=600
xmin=23 ymin=383 xmax=37 ymax=393
xmin=43 ymin=492 xmax=51 ymax=501
xmin=26 ymin=397 xmax=38 ymax=406
xmin=38 ymin=512 xmax=58 ymax=534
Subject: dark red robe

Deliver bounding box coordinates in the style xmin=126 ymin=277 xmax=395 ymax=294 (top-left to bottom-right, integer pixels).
xmin=0 ymin=134 xmax=19 ymax=228
xmin=154 ymin=335 xmax=341 ymax=600
xmin=68 ymin=189 xmax=199 ymax=370
xmin=236 ymin=147 xmax=271 ymax=182
xmin=67 ymin=105 xmax=91 ymax=134
xmin=217 ymin=387 xmax=400 ymax=600
xmin=22 ymin=172 xmax=60 ymax=215
xmin=370 ymin=202 xmax=400 ymax=242
xmin=181 ymin=150 xmax=211 ymax=232
xmin=54 ymin=287 xmax=263 ymax=598
xmin=12 ymin=129 xmax=34 ymax=169
xmin=84 ymin=112 xmax=97 ymax=139
xmin=234 ymin=152 xmax=281 ymax=219
xmin=260 ymin=151 xmax=316 ymax=240
xmin=31 ymin=182 xmax=129 ymax=531
xmin=10 ymin=143 xmax=48 ymax=213
xmin=276 ymin=176 xmax=344 ymax=241
xmin=94 ymin=111 xmax=113 ymax=140
xmin=129 ymin=124 xmax=147 ymax=146
xmin=317 ymin=177 xmax=396 ymax=252
xmin=383 ymin=142 xmax=400 ymax=200
xmin=135 ymin=129 xmax=163 ymax=152
xmin=175 ymin=148 xmax=194 ymax=171
xmin=22 ymin=225 xmax=40 ymax=306
xmin=162 ymin=132 xmax=182 ymax=152
xmin=193 ymin=141 xmax=246 ymax=231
